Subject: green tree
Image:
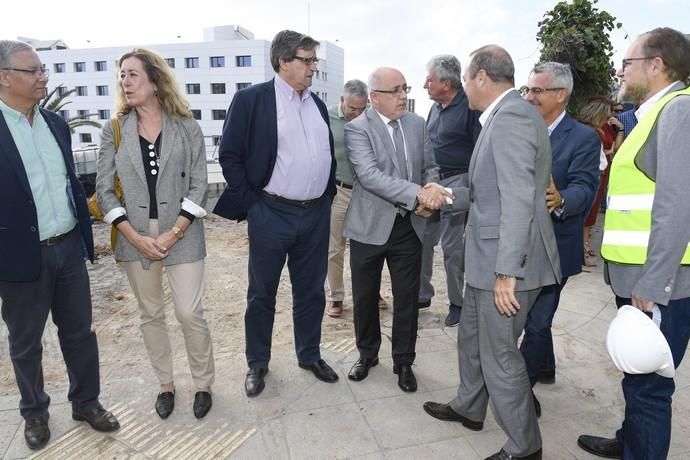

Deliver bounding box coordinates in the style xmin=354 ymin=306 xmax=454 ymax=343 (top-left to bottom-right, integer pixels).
xmin=40 ymin=84 xmax=102 ymax=132
xmin=537 ymin=0 xmax=622 ymax=114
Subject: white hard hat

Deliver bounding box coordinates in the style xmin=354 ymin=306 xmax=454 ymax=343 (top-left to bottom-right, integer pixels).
xmin=606 ymin=305 xmax=675 ymax=378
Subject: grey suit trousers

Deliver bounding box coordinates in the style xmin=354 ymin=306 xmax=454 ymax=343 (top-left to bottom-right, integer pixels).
xmin=450 ymin=285 xmax=541 ymax=457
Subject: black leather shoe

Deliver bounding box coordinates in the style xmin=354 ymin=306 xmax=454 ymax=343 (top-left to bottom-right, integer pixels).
xmin=417 ymin=299 xmax=431 ymax=309
xmin=299 ymin=359 xmax=339 ymax=383
xmin=24 ymin=414 xmax=50 ymax=450
xmin=577 ymin=435 xmax=622 ymax=459
xmin=422 ymin=401 xmax=483 ymax=431
xmin=245 ymin=367 xmax=269 ymax=397
xmin=537 ymin=368 xmax=555 ymax=385
xmin=393 ymin=364 xmax=417 ymax=392
xmin=193 ymin=391 xmax=212 ymax=419
xmin=72 ymin=404 xmax=120 ymax=432
xmin=348 ymin=357 xmax=379 ymax=381
xmin=155 ymin=391 xmax=175 ymax=419
xmin=485 ymin=447 xmax=542 ymax=459
xmin=532 ymin=391 xmax=541 ymax=418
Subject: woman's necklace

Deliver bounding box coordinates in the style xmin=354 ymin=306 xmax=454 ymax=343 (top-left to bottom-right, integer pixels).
xmin=138 ymin=120 xmax=161 ymax=176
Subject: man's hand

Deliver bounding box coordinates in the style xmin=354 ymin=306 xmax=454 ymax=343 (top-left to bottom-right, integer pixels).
xmin=494 ymin=276 xmax=520 ymax=316
xmin=546 ymin=176 xmax=562 ymax=213
xmin=414 ymin=205 xmax=435 ymax=217
xmin=631 ymin=292 xmax=655 ymax=312
xmin=418 ymin=183 xmax=454 ymax=210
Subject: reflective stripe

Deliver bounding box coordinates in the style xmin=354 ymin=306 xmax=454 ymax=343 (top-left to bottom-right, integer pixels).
xmin=603 ymin=230 xmax=690 ymax=248
xmin=607 ymin=194 xmax=655 ymax=211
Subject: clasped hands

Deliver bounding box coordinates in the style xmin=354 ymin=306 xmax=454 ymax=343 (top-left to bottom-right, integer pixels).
xmin=136 ymin=231 xmax=178 ymax=261
xmin=415 ymin=183 xmax=454 ymax=217
xmin=546 ymin=176 xmax=562 ymax=213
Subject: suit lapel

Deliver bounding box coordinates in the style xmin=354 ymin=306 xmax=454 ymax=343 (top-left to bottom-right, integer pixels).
xmin=122 ymin=112 xmax=147 ymax=185
xmin=549 ymin=113 xmax=572 ymax=159
xmin=0 ymin=112 xmax=33 ymax=197
xmin=156 ymin=111 xmax=178 ymax=179
xmin=399 ymin=113 xmax=419 ymax=181
xmin=367 ymin=108 xmax=405 ymax=178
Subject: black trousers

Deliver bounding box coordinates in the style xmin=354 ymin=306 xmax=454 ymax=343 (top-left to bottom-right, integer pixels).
xmin=350 ymin=214 xmax=422 ymax=365
xmin=0 ymin=229 xmax=100 ymax=419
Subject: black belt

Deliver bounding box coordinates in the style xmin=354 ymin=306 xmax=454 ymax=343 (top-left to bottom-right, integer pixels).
xmin=262 ymin=191 xmax=321 ymax=209
xmin=40 ymin=227 xmax=75 ymax=246
xmin=439 ymin=169 xmax=464 ymax=180
xmin=335 ymin=179 xmax=353 ymax=190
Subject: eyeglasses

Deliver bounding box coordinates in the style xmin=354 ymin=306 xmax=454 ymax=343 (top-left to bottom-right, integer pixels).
xmin=373 ymin=85 xmax=411 ymax=95
xmin=292 ymin=55 xmax=319 ymax=65
xmin=1 ymin=66 xmax=49 ymax=78
xmin=519 ymin=86 xmax=564 ymax=97
xmin=621 ymin=56 xmax=657 ymax=70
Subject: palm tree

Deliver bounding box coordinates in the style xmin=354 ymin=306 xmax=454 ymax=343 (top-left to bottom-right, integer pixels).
xmin=40 ymin=84 xmax=102 ymax=133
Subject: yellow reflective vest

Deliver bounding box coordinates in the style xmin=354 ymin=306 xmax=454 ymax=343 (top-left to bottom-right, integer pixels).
xmin=601 ymin=86 xmax=690 ymax=265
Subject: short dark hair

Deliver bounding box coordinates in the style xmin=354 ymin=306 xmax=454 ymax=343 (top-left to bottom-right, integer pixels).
xmin=468 ymin=45 xmax=514 ymax=85
xmin=270 ymin=30 xmax=319 ymax=72
xmin=641 ymin=27 xmax=690 ymax=82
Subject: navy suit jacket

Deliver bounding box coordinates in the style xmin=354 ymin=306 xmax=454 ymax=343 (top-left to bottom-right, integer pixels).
xmin=550 ymin=113 xmax=601 ymax=278
xmin=0 ymin=108 xmax=94 ymax=282
xmin=213 ymin=79 xmax=336 ymax=221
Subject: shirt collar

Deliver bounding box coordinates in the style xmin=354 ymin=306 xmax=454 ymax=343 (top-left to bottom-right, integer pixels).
xmin=337 ymin=102 xmax=346 ymax=120
xmin=635 ymin=81 xmax=681 ymax=121
xmin=0 ymin=97 xmax=37 ymax=123
xmin=274 ymin=73 xmax=312 ymax=102
xmin=479 ymin=88 xmax=515 ymax=126
xmin=375 ymin=109 xmax=395 ymax=127
xmin=547 ymin=110 xmax=567 ymax=136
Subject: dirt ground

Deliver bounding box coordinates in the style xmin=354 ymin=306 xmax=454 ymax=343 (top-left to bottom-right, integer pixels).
xmin=0 ymin=193 xmax=450 ymax=397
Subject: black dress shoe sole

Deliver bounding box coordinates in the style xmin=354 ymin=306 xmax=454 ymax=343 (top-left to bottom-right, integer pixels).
xmin=299 ymin=362 xmax=339 ymax=383
xmin=576 ymin=439 xmax=622 ymax=459
xmin=348 ymin=358 xmax=379 ymax=381
xmin=423 ymin=403 xmax=484 ymax=431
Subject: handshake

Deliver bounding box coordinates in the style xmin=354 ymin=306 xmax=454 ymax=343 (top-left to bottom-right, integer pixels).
xmin=415 ymin=183 xmax=454 ymax=217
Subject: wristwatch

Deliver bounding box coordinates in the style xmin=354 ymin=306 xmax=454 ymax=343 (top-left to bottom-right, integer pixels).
xmin=495 ymin=273 xmax=512 ymax=280
xmin=171 ymin=226 xmax=185 ymax=240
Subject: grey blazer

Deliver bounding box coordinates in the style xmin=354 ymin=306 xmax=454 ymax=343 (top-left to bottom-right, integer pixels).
xmin=454 ymin=91 xmax=560 ymax=291
xmin=343 ymin=108 xmax=439 ymax=245
xmin=96 ymin=111 xmax=208 ymax=268
xmin=607 ymin=82 xmax=690 ymax=305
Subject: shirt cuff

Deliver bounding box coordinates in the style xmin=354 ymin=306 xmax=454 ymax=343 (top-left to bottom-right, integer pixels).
xmin=182 ymin=198 xmax=207 ymax=218
xmin=103 ymin=207 xmax=126 ymax=225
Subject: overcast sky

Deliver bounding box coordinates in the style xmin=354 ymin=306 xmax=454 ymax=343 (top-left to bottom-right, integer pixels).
xmin=2 ymin=0 xmax=687 ymax=114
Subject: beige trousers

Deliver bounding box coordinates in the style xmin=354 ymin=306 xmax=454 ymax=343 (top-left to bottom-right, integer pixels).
xmin=327 ymin=185 xmax=353 ymax=302
xmin=124 ymin=220 xmax=215 ymax=389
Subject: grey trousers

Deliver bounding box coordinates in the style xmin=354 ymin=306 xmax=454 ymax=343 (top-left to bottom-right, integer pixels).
xmin=418 ymin=173 xmax=467 ymax=307
xmin=450 ymin=285 xmax=542 ymax=457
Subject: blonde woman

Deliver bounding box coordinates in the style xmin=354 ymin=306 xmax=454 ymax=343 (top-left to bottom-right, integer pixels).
xmin=96 ymin=48 xmax=214 ymax=419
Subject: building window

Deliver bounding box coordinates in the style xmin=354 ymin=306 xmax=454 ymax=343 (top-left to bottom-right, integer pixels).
xmin=323 ymin=72 xmax=328 ymax=82
xmin=76 ymin=86 xmax=88 ymax=96
xmin=79 ymin=133 xmax=93 ymax=143
xmin=185 ymin=57 xmax=199 ymax=68
xmin=212 ymin=135 xmax=222 ymax=146
xmin=186 ymin=83 xmax=201 ymax=95
xmin=211 ymin=83 xmax=226 ymax=94
xmin=315 ymin=70 xmax=320 ymax=79
xmin=77 ymin=110 xmax=89 ymax=119
xmin=94 ymin=61 xmax=107 ymax=71
xmin=96 ymin=85 xmax=109 ymax=96
xmin=165 ymin=58 xmax=175 ymax=68
xmin=191 ymin=109 xmax=201 ymax=120
xmin=74 ymin=62 xmax=86 ymax=72
xmin=210 ymin=56 xmax=225 ymax=68
xmin=57 ymin=86 xmax=69 ymax=96
xmin=54 ymin=63 xmax=65 ymax=73
xmin=236 ymin=82 xmax=251 ymax=91
xmin=236 ymin=55 xmax=251 ymax=67
xmin=98 ymin=109 xmax=110 ymax=120
xmin=212 ymin=109 xmax=226 ymax=120
xmin=59 ymin=110 xmax=69 ymax=119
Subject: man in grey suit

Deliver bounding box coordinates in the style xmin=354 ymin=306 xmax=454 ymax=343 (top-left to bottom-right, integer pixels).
xmin=577 ymin=27 xmax=690 ymax=460
xmin=343 ymin=67 xmax=449 ymax=392
xmin=423 ymin=46 xmax=560 ymax=460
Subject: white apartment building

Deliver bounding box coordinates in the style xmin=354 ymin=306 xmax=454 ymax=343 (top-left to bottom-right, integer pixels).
xmin=29 ymin=25 xmax=344 ymax=157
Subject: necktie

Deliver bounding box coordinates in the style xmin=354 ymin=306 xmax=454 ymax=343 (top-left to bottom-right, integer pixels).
xmin=388 ymin=120 xmax=408 ymax=180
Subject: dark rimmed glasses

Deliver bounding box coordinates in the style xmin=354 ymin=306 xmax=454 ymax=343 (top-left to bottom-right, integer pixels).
xmin=621 ymin=56 xmax=657 ymax=70
xmin=372 ymin=85 xmax=411 ymax=95
xmin=519 ymin=86 xmax=564 ymax=97
xmin=292 ymin=55 xmax=319 ymax=65
xmin=1 ymin=66 xmax=49 ymax=78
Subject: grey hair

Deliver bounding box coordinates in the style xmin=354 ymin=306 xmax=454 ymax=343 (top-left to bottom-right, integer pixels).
xmin=343 ymin=79 xmax=368 ymax=99
xmin=0 ymin=40 xmax=34 ymax=69
xmin=532 ymin=62 xmax=574 ymax=97
xmin=468 ymin=45 xmax=514 ymax=85
xmin=270 ymin=30 xmax=319 ymax=72
xmin=426 ymin=54 xmax=462 ymax=89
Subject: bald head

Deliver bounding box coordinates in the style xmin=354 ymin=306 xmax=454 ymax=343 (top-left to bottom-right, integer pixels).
xmin=368 ymin=67 xmax=408 ymax=120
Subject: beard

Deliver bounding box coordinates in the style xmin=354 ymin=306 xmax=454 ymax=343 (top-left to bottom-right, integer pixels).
xmin=620 ymin=80 xmax=650 ymax=105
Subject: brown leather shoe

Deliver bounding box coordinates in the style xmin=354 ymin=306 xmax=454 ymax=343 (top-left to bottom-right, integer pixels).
xmin=327 ymin=301 xmax=343 ymax=317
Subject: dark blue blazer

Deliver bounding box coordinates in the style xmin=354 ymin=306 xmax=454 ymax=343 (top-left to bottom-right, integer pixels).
xmin=550 ymin=113 xmax=601 ymax=278
xmin=212 ymin=79 xmax=336 ymax=221
xmin=0 ymin=109 xmax=94 ymax=282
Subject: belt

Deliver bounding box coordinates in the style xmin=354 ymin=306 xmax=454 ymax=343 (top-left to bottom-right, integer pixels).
xmin=40 ymin=227 xmax=75 ymax=246
xmin=439 ymin=169 xmax=464 ymax=180
xmin=262 ymin=191 xmax=321 ymax=209
xmin=335 ymin=179 xmax=353 ymax=190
